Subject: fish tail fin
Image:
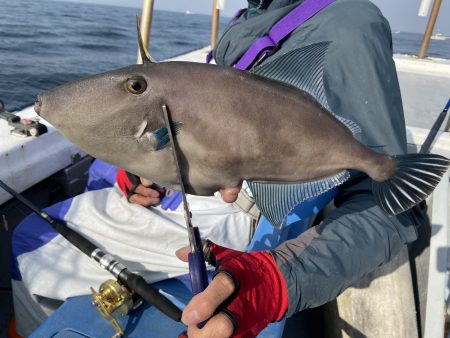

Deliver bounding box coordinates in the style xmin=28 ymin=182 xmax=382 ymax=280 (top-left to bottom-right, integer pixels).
xmin=372 ymin=153 xmax=450 ymax=215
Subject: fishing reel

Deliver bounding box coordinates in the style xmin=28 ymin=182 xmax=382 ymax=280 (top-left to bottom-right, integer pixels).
xmin=91 ymin=279 xmax=142 ymax=338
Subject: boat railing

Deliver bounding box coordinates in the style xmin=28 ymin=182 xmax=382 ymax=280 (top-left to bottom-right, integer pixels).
xmin=418 ymin=0 xmax=444 ymax=59
xmin=137 ymin=0 xmax=221 ymax=64
xmin=406 ymin=126 xmax=450 ymax=338
xmin=138 ymin=0 xmax=446 ymax=60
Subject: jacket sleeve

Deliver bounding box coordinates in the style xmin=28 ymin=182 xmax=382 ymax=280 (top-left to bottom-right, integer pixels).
xmin=271 ymin=2 xmax=423 ymax=317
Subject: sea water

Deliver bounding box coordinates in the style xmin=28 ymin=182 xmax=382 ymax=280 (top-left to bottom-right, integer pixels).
xmin=0 ymin=0 xmax=449 ymax=111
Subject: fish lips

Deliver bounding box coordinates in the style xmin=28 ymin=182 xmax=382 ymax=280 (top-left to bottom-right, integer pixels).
xmin=34 ymin=95 xmax=43 ymax=116
xmin=34 ymin=93 xmax=60 ymax=123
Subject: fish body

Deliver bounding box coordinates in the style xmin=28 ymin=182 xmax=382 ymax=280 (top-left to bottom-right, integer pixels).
xmin=36 ymin=43 xmax=449 ymax=226
xmin=37 ymin=61 xmax=384 ymax=191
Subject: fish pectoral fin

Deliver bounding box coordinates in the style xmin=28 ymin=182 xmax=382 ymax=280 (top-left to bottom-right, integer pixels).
xmin=138 ymin=122 xmax=183 ymax=151
xmin=248 ymin=170 xmax=349 ymax=227
xmin=250 ymin=42 xmax=361 ymax=135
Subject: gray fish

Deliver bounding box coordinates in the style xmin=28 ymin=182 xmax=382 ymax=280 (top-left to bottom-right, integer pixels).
xmin=34 ymin=37 xmax=449 ymax=226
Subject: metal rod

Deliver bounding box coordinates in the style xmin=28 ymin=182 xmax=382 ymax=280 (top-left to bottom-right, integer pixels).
xmin=210 ymin=0 xmax=220 ymax=50
xmin=418 ymin=0 xmax=442 ymax=59
xmin=161 ymin=105 xmax=197 ymax=252
xmin=137 ymin=0 xmax=155 ymax=64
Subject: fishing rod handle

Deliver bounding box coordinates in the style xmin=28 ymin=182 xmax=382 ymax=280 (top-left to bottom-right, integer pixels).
xmin=121 ymin=271 xmax=182 ymax=322
xmin=51 ymin=220 xmax=98 ymax=256
xmin=188 ymin=227 xmax=209 ymax=296
xmin=188 ymin=227 xmax=209 ymax=329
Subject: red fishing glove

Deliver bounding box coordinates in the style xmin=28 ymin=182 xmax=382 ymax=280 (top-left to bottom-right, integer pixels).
xmin=204 ymin=241 xmax=289 ymax=338
xmin=116 ymin=168 xmax=141 ymax=199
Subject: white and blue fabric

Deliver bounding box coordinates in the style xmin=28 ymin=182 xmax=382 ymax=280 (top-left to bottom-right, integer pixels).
xmin=11 ymin=160 xmax=253 ymax=336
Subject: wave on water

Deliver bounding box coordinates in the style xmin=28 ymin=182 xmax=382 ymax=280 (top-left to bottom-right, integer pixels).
xmin=392 ymin=31 xmax=450 ymax=59
xmin=0 ymin=0 xmax=227 ymax=110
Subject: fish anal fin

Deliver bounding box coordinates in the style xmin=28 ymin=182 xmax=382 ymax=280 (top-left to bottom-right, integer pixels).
xmin=248 ymin=170 xmax=349 ymax=227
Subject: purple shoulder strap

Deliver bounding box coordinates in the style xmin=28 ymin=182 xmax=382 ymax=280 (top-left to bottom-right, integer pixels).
xmin=234 ymin=0 xmax=335 ymax=70
xmin=206 ymin=8 xmax=246 ymax=64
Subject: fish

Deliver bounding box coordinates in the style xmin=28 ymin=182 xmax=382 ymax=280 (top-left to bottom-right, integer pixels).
xmin=34 ymin=26 xmax=450 ymax=227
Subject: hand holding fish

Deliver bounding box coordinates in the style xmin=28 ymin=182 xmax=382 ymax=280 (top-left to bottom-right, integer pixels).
xmin=116 ymin=168 xmax=162 ymax=206
xmin=176 ymin=241 xmax=288 ymax=338
xmin=219 ymin=186 xmax=242 ymax=203
xmin=129 ymin=178 xmax=162 ymax=206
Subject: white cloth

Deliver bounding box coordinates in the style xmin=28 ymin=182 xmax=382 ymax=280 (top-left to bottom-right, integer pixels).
xmin=14 ymin=185 xmax=251 ymax=335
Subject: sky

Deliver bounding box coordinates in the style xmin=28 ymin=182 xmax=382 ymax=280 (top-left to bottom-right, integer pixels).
xmin=53 ymin=0 xmax=450 ymax=35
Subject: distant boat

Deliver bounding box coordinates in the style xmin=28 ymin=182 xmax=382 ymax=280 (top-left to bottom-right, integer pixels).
xmin=431 ymin=32 xmax=449 ymax=41
xmin=185 ymin=10 xmax=192 ymax=15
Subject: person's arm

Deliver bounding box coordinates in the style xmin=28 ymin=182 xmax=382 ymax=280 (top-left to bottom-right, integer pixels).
xmin=272 ymin=174 xmax=422 ymax=316
xmin=178 ymin=183 xmax=422 ymax=338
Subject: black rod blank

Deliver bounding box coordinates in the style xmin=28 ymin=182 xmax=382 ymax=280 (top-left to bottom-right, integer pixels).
xmin=420 ymin=99 xmax=450 ymax=154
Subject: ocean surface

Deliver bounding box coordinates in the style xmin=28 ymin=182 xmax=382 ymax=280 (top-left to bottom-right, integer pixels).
xmin=1 ymin=0 xmax=449 ymax=111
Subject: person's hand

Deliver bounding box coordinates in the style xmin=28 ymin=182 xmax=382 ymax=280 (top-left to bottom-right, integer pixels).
xmin=128 ymin=177 xmax=162 ymax=206
xmin=219 ymin=186 xmax=242 ymax=203
xmin=116 ymin=168 xmax=163 ymax=206
xmin=176 ymin=241 xmax=289 ymax=338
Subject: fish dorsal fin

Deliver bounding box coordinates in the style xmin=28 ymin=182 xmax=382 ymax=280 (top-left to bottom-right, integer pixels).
xmin=250 ymin=42 xmax=361 ymax=135
xmin=136 ymin=15 xmax=157 ymax=63
xmin=248 ymin=170 xmax=350 ymax=227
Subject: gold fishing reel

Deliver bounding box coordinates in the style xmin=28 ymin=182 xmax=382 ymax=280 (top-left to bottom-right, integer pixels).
xmin=90 ymin=279 xmax=137 ymax=338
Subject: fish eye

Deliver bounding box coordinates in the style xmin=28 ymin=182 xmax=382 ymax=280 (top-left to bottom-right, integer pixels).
xmin=126 ymin=77 xmax=147 ymax=94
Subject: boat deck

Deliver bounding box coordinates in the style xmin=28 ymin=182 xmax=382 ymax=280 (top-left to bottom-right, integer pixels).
xmin=395 ymin=54 xmax=450 ymax=128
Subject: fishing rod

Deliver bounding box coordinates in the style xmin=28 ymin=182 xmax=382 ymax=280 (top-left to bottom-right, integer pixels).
xmin=0 ymin=179 xmax=182 ymax=335
xmin=419 ymin=98 xmax=450 ymax=154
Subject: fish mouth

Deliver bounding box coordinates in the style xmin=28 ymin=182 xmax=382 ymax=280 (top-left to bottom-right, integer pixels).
xmin=34 ymin=95 xmax=42 ymax=116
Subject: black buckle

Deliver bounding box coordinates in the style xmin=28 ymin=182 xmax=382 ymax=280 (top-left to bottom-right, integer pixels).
xmin=251 ymin=43 xmax=280 ymax=69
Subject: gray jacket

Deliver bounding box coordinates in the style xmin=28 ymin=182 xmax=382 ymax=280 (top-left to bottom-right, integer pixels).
xmin=213 ymin=0 xmax=423 ymax=316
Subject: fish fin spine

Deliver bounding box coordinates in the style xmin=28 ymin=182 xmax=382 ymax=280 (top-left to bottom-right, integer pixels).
xmin=136 ymin=16 xmax=156 ymax=63
xmin=372 ymin=153 xmax=450 ymax=215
